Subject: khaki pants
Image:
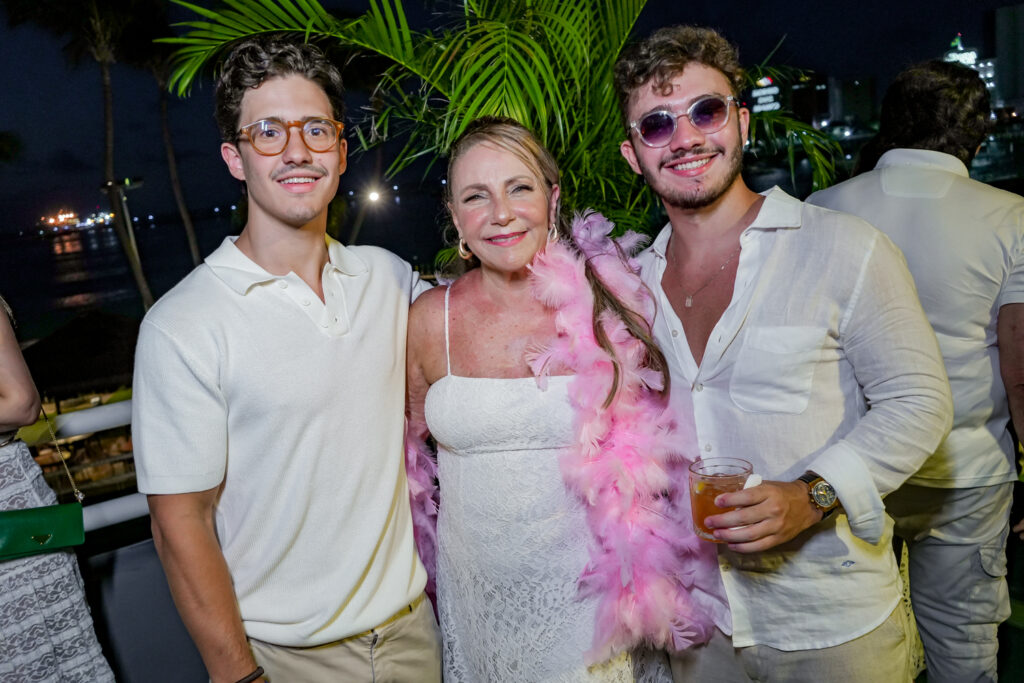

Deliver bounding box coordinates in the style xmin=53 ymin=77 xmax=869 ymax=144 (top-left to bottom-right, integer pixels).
xmin=249 ymin=594 xmax=441 ymax=683
xmin=670 ymin=605 xmax=911 ymax=683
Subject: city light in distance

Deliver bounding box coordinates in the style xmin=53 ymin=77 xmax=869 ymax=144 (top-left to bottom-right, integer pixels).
xmin=38 ymin=210 xmax=114 ymax=230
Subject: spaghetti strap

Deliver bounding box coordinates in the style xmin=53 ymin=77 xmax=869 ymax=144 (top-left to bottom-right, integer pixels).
xmin=443 ymin=285 xmax=452 ymax=377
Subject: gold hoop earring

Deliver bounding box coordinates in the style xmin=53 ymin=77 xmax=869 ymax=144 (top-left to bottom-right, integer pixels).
xmin=458 ymin=238 xmax=472 ymax=260
xmin=548 ymin=224 xmax=558 ymax=243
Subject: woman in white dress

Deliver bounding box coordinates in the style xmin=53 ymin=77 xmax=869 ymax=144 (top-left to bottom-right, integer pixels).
xmin=406 ymin=117 xmax=716 ymax=682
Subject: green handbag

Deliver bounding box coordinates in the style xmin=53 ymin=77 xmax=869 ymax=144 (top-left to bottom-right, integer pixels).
xmin=0 ymin=406 xmax=85 ymax=562
xmin=0 ymin=502 xmax=84 ymax=560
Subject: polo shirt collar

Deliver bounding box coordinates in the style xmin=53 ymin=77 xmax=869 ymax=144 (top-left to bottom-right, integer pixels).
xmin=649 ymin=185 xmax=802 ymax=259
xmin=876 ymin=148 xmax=969 ymax=177
xmin=205 ymin=235 xmax=369 ymax=295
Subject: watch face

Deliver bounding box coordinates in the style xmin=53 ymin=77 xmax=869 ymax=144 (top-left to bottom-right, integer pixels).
xmin=810 ymin=481 xmax=837 ymax=508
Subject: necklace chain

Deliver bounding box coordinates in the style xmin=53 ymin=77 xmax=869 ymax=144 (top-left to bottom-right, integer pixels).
xmin=670 ymin=243 xmax=742 ymax=308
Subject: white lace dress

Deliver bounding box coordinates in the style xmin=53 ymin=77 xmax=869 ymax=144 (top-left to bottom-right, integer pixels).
xmin=424 ymin=288 xmax=670 ymax=683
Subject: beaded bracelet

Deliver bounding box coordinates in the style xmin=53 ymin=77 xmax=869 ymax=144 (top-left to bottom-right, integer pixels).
xmin=235 ymin=666 xmax=265 ymax=683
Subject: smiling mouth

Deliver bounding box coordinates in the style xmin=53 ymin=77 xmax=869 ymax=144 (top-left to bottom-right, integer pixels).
xmin=486 ymin=231 xmax=526 ymax=245
xmin=667 ymin=157 xmax=712 ymax=172
xmin=279 ymin=177 xmax=318 ymax=185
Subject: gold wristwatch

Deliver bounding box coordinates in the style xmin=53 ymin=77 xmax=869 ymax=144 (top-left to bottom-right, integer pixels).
xmin=797 ymin=471 xmax=839 ymax=519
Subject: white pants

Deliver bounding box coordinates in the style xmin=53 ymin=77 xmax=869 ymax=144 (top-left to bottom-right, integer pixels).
xmin=886 ymin=481 xmax=1013 ymax=683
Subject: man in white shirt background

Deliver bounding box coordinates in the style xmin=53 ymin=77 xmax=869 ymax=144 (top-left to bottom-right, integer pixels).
xmin=614 ymin=25 xmax=953 ymax=682
xmin=132 ymin=37 xmax=439 ymax=683
xmin=809 ymin=60 xmax=1024 ymax=683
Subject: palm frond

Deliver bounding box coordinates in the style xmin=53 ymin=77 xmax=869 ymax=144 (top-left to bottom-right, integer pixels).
xmin=164 ymin=0 xmax=339 ymax=94
xmin=749 ymin=109 xmax=842 ymax=191
xmin=165 ymin=0 xmax=838 ymax=242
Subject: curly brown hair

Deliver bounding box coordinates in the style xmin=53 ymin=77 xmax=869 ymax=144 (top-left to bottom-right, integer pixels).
xmin=614 ymin=25 xmax=744 ymax=131
xmin=214 ymin=36 xmax=345 ymax=144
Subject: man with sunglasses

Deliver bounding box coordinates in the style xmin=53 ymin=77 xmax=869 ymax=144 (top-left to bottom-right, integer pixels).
xmin=132 ymin=37 xmax=440 ymax=683
xmin=615 ymin=26 xmax=953 ymax=681
xmin=809 ymin=61 xmax=1024 ymax=683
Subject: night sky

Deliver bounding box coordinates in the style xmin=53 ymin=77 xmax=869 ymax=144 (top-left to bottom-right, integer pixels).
xmin=0 ymin=0 xmax=1016 ymax=235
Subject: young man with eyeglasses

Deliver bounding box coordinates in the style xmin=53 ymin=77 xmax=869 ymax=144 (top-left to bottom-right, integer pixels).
xmin=615 ymin=26 xmax=953 ymax=681
xmin=809 ymin=61 xmax=1024 ymax=683
xmin=132 ymin=37 xmax=440 ymax=683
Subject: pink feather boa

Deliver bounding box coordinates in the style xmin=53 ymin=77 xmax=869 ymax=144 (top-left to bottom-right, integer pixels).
xmin=405 ymin=211 xmax=717 ymax=662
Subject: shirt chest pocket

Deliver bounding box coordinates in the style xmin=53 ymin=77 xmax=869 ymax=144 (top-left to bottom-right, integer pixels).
xmin=729 ymin=325 xmax=827 ymax=414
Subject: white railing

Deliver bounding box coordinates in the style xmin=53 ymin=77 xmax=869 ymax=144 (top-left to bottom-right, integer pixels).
xmin=30 ymin=400 xmax=150 ymax=531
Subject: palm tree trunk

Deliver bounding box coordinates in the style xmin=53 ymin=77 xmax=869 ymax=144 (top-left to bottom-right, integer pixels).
xmin=158 ymin=82 xmax=201 ymax=266
xmin=100 ymin=59 xmax=154 ymax=309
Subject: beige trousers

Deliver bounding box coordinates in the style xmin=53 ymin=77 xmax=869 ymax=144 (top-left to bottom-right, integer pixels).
xmin=670 ymin=604 xmax=911 ymax=683
xmin=249 ymin=594 xmax=441 ymax=683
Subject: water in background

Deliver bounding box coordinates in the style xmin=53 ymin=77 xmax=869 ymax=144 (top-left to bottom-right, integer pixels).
xmin=1 ymin=189 xmax=447 ymax=342
xmin=1 ymin=212 xmax=237 ymax=341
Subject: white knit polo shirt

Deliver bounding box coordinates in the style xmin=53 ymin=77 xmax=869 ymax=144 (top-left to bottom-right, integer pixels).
xmin=133 ymin=236 xmax=430 ymax=646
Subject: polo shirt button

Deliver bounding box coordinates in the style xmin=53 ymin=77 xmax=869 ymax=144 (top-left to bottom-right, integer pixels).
xmin=320 ymin=321 xmax=328 ymax=328
xmin=671 ymin=329 xmax=679 ymax=338
xmin=301 ymin=299 xmax=310 ymax=306
xmin=704 ymin=443 xmax=712 ymax=452
xmin=277 ymin=281 xmax=288 ymax=289
xmin=694 ymin=383 xmax=703 ymax=392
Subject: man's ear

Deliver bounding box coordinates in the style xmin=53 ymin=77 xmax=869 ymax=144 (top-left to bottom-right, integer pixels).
xmin=337 ymin=138 xmax=348 ymax=176
xmin=620 ymin=139 xmax=642 ymax=175
xmin=221 ymin=143 xmax=246 ymax=181
xmin=738 ymin=106 xmax=751 ymax=147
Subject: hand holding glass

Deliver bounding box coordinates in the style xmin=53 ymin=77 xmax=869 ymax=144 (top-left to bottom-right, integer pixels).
xmin=689 ymin=457 xmax=754 ymax=542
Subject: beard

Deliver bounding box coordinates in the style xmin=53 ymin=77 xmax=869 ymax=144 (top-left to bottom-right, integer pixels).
xmin=639 ymin=140 xmax=744 ymax=210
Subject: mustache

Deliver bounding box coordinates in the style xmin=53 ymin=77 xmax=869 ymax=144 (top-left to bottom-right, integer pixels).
xmin=271 ymin=163 xmax=330 ymax=180
xmin=661 ymin=147 xmax=723 ymax=167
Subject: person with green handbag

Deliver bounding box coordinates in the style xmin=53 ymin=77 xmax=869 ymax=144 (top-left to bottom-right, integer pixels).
xmin=0 ymin=295 xmax=114 ymax=682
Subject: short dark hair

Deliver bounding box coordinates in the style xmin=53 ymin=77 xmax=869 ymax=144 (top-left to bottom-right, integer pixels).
xmin=613 ymin=25 xmax=744 ymax=131
xmin=214 ymin=36 xmax=345 ymax=143
xmin=856 ymin=60 xmax=990 ymax=172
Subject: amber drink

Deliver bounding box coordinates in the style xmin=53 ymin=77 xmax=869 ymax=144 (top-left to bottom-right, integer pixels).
xmin=689 ymin=457 xmax=753 ymax=542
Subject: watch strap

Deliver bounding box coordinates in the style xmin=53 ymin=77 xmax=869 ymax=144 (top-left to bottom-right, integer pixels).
xmin=797 ymin=471 xmax=819 ymax=486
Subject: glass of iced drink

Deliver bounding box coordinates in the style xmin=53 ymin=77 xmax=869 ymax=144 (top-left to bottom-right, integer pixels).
xmin=689 ymin=457 xmax=754 ymax=542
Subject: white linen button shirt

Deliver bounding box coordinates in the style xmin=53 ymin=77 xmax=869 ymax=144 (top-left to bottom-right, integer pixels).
xmin=810 ymin=148 xmax=1024 ymax=487
xmin=637 ymin=187 xmax=953 ymax=650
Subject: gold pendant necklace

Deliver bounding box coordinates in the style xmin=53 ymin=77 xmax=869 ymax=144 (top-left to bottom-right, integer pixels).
xmin=671 ymin=243 xmax=742 ymax=308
